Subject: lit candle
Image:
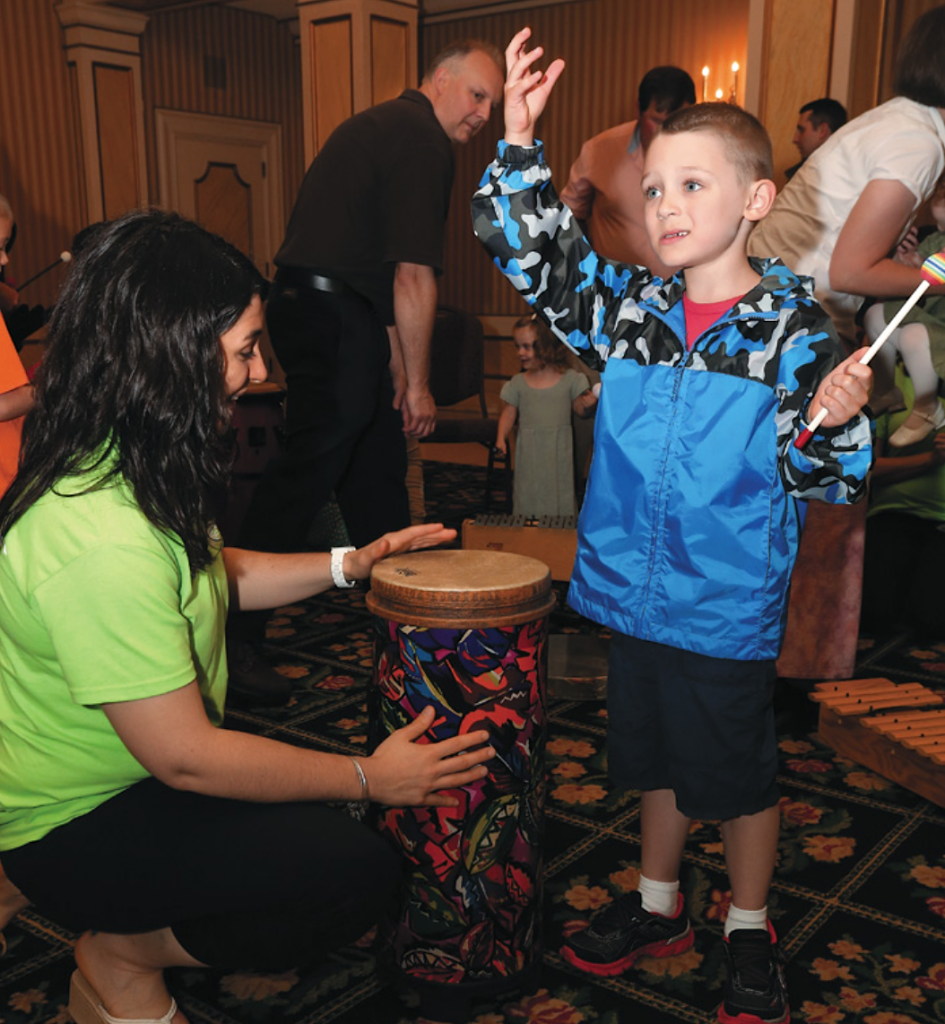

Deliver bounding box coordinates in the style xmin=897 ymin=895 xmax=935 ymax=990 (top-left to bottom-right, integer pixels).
xmin=715 ymin=87 xmax=724 ymax=100
xmin=702 ymin=65 xmax=709 ymax=102
xmin=730 ymin=61 xmax=740 ymax=103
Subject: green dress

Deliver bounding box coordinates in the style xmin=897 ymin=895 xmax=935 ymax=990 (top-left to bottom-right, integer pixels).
xmin=501 ymin=368 xmax=589 ymax=518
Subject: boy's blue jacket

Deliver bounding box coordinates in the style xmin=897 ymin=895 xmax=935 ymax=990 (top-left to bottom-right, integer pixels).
xmin=472 ymin=142 xmax=872 ymax=661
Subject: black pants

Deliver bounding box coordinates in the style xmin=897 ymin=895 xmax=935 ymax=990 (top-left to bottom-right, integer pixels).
xmin=861 ymin=510 xmax=945 ymax=638
xmin=2 ymin=778 xmax=400 ymax=970
xmin=238 ymin=281 xmax=410 ymax=552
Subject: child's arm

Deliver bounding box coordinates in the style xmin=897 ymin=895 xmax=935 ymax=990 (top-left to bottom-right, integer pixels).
xmin=572 ymin=387 xmax=598 ymax=419
xmin=570 ymin=373 xmax=597 ymax=418
xmin=472 ymin=31 xmax=649 ymax=374
xmin=495 ymin=402 xmax=517 ymax=455
xmin=502 ymin=27 xmax=566 ymax=149
xmin=893 ymin=226 xmax=921 ymax=268
xmin=806 ymin=348 xmax=873 ymax=430
xmin=777 ymin=309 xmax=872 ymax=504
xmin=0 ymin=383 xmax=32 ymax=422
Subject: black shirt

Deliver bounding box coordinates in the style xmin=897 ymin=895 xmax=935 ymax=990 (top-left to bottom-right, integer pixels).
xmin=275 ymin=90 xmax=455 ymax=324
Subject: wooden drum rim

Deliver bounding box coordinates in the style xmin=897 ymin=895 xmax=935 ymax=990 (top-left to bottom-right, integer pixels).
xmin=367 ymin=549 xmax=556 ymax=628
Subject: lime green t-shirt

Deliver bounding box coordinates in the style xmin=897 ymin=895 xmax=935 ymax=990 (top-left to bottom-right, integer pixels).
xmin=0 ymin=466 xmax=229 ymax=850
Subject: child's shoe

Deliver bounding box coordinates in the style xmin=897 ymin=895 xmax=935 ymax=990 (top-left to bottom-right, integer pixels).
xmin=560 ymin=890 xmax=693 ymax=977
xmin=718 ymin=922 xmax=790 ymax=1024
xmin=888 ymin=402 xmax=945 ymax=448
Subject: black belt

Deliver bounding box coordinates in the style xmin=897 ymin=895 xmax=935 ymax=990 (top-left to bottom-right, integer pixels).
xmin=273 ymin=266 xmax=354 ymax=295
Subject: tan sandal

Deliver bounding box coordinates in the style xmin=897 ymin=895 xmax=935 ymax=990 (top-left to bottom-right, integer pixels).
xmin=68 ymin=970 xmax=178 ymax=1024
xmin=888 ymin=402 xmax=945 ymax=448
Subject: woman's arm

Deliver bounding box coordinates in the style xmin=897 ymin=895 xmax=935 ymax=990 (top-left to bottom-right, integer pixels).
xmin=103 ymin=683 xmax=492 ymax=808
xmin=223 ymin=522 xmax=455 ymax=611
xmin=829 ymin=179 xmax=944 ymax=298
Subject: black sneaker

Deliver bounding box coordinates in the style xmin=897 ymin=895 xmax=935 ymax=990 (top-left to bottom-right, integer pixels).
xmin=561 ymin=890 xmax=694 ymax=977
xmin=719 ymin=923 xmax=790 ymax=1024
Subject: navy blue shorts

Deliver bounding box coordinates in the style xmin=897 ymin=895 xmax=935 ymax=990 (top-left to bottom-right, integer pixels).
xmin=606 ymin=632 xmax=780 ymax=820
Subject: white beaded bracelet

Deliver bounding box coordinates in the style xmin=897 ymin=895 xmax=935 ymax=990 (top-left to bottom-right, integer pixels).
xmin=330 ymin=546 xmax=357 ymax=588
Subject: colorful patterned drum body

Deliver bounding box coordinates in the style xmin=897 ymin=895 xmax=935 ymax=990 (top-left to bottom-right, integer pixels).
xmin=367 ymin=550 xmax=555 ymax=1002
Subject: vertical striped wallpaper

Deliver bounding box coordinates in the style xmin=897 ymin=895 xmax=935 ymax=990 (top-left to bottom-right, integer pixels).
xmin=0 ymin=0 xmax=87 ymax=310
xmin=140 ymin=5 xmax=304 ymax=227
xmin=0 ymin=0 xmax=936 ymax=323
xmin=421 ymin=0 xmax=751 ymax=316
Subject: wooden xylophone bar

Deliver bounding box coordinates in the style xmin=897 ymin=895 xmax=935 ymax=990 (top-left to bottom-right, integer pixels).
xmin=813 ymin=678 xmax=945 ymax=807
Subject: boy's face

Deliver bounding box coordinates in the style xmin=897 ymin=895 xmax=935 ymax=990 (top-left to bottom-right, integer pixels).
xmin=641 ymin=131 xmax=760 ymax=275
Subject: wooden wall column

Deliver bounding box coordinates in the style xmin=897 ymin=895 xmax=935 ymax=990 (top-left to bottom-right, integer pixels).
xmin=748 ymin=0 xmax=838 ymax=186
xmin=55 ymin=0 xmax=149 ymax=223
xmin=296 ymin=0 xmax=419 ymax=166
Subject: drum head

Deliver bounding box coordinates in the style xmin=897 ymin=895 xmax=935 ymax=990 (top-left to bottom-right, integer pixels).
xmin=367 ymin=549 xmax=555 ymax=627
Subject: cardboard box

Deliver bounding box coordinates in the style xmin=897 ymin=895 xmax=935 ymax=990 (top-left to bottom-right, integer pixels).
xmin=462 ymin=515 xmax=577 ymax=581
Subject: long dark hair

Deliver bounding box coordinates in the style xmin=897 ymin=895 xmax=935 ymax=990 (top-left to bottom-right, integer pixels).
xmin=0 ymin=209 xmax=266 ymax=573
xmin=893 ymin=4 xmax=945 ymax=108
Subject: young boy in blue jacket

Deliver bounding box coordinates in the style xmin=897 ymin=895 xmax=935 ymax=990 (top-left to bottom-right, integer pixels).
xmin=473 ymin=29 xmax=874 ymax=1024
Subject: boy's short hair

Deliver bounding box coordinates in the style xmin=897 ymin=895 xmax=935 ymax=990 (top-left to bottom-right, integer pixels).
xmin=893 ymin=5 xmax=945 ymax=109
xmin=659 ymin=102 xmax=773 ymax=184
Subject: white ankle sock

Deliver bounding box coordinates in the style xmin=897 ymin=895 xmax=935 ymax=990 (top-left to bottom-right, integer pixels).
xmin=725 ymin=903 xmax=768 ymax=937
xmin=638 ymin=875 xmax=679 ymax=918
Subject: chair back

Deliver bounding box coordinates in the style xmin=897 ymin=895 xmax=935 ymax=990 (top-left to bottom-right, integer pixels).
xmin=428 ymin=305 xmax=487 ymax=415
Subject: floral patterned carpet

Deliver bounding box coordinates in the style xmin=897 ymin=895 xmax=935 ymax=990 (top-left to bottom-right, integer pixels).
xmin=2 ymin=462 xmax=944 ymax=1024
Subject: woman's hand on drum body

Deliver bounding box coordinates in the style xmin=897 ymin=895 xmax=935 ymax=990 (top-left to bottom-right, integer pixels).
xmin=342 ymin=523 xmax=456 ymax=583
xmin=365 ymin=705 xmax=493 ymax=807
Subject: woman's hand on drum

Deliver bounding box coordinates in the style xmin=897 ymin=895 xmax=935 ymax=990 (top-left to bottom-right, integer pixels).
xmin=366 ymin=705 xmax=493 ymax=807
xmin=343 ymin=523 xmax=456 ymax=583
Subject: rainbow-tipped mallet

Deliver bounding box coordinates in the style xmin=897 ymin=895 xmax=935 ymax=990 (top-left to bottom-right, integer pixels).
xmin=795 ymin=250 xmax=945 ymax=449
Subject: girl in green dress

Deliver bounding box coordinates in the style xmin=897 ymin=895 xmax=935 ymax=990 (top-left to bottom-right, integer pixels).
xmin=496 ymin=314 xmax=597 ymax=518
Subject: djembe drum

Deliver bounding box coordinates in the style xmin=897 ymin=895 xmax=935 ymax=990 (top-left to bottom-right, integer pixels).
xmin=366 ymin=549 xmax=555 ymax=1013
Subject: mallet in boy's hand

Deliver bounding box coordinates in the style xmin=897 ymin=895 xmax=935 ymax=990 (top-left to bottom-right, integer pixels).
xmin=795 ymin=251 xmax=945 ymax=449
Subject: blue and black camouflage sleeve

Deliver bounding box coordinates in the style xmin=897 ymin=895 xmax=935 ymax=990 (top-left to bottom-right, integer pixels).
xmin=772 ymin=300 xmax=872 ymax=505
xmin=471 ymin=141 xmax=655 ymax=372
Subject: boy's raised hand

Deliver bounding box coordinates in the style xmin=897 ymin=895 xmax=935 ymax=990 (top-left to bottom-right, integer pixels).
xmin=808 ymin=347 xmax=874 ymax=429
xmin=504 ymin=27 xmax=566 ymax=148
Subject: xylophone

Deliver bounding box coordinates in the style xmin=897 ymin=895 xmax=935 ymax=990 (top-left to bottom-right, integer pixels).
xmin=812 ymin=679 xmax=945 ymax=808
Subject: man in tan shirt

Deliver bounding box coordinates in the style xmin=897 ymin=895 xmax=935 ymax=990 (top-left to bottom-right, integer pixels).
xmin=561 ymin=66 xmax=695 ymax=276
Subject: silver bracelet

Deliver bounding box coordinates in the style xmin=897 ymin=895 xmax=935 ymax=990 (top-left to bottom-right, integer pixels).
xmin=330 ymin=546 xmax=356 ymax=588
xmin=349 ymin=755 xmax=369 ymax=803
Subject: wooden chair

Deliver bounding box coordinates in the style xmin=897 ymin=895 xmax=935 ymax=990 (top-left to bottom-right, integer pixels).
xmin=425 ymin=305 xmax=510 ymax=512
